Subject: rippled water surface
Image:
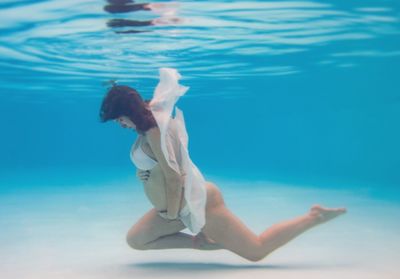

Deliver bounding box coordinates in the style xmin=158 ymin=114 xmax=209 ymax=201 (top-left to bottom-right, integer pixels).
xmin=1 ymin=0 xmax=399 ymax=93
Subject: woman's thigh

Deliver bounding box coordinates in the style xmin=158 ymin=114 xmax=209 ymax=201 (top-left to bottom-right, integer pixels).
xmin=201 ymin=181 xmax=262 ymax=261
xmin=201 ymin=204 xmax=262 ymax=261
xmin=126 ymin=207 xmax=186 ymax=249
xmin=204 ymin=181 xmax=225 ymax=209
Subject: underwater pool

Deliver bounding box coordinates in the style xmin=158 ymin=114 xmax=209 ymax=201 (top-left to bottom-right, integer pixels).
xmin=0 ymin=0 xmax=399 ymax=278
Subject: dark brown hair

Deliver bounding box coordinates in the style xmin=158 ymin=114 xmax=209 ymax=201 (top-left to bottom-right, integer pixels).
xmin=99 ymin=85 xmax=157 ymax=134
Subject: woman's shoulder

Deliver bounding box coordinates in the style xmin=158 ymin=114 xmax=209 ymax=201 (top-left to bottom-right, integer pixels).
xmin=144 ymin=121 xmax=178 ymax=137
xmin=143 ymin=125 xmax=160 ymax=137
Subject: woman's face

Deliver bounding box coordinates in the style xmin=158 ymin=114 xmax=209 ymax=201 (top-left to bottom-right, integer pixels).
xmin=115 ymin=116 xmax=136 ymax=130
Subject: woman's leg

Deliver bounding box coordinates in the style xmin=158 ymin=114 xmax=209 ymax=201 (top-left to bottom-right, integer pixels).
xmin=143 ymin=231 xmax=223 ymax=250
xmin=201 ymin=204 xmax=346 ymax=262
xmin=126 ymin=208 xmax=221 ymax=250
xmin=126 ymin=208 xmax=186 ymax=250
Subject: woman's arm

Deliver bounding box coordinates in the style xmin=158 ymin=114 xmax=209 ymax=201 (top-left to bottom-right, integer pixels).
xmin=145 ymin=127 xmax=184 ymax=219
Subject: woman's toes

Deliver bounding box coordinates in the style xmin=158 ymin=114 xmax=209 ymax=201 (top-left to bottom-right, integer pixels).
xmin=309 ymin=205 xmax=347 ymax=224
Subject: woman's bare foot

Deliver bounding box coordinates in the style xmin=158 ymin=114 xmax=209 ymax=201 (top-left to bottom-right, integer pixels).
xmin=194 ymin=232 xmax=223 ymax=250
xmin=309 ymin=204 xmax=347 ymax=225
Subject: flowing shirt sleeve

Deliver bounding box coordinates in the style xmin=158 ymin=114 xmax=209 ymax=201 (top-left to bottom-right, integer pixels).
xmin=149 ymin=68 xmax=207 ymax=234
xmin=149 ymin=68 xmax=189 ymax=176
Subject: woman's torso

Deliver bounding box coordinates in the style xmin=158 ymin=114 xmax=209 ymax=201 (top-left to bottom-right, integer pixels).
xmin=134 ymin=135 xmax=187 ymax=212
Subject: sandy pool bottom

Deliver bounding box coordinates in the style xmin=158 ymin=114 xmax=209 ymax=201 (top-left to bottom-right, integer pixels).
xmin=0 ymin=172 xmax=399 ymax=279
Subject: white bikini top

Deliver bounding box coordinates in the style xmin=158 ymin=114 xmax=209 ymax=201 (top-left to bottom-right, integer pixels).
xmin=130 ymin=136 xmax=158 ymax=170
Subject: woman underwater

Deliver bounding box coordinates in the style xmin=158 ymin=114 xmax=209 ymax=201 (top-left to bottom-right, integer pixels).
xmin=99 ymin=68 xmax=347 ymax=262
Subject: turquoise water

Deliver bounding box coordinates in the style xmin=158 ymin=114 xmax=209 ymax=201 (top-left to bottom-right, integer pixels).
xmin=1 ymin=1 xmax=400 ymax=278
xmin=1 ymin=0 xmax=399 ymax=187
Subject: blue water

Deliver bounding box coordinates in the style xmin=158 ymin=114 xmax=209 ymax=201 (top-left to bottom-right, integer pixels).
xmin=1 ymin=0 xmax=399 ymax=189
xmin=0 ymin=1 xmax=400 ymax=277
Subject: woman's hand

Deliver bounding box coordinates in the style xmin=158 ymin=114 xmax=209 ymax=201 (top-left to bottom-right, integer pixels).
xmin=136 ymin=169 xmax=151 ymax=183
xmin=158 ymin=210 xmax=178 ymax=221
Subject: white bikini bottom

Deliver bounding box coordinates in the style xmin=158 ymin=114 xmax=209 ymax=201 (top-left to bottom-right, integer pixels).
xmin=157 ymin=203 xmax=193 ymax=231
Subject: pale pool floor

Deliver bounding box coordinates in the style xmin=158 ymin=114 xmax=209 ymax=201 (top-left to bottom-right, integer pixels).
xmin=1 ymin=171 xmax=399 ymax=279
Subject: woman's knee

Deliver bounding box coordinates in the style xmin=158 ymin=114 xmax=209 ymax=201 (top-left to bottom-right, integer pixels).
xmin=126 ymin=230 xmax=149 ymax=250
